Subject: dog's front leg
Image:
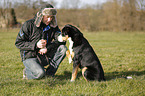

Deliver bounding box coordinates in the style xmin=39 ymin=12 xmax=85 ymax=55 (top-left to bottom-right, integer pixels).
xmin=66 ymin=50 xmax=73 ymax=64
xmin=71 ymin=64 xmax=80 ymax=82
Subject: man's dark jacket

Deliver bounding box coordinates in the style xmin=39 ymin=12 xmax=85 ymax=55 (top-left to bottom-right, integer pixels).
xmin=15 ymin=18 xmax=65 ymax=61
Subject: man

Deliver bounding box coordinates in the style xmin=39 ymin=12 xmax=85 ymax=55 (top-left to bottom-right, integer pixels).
xmin=15 ymin=4 xmax=67 ymax=79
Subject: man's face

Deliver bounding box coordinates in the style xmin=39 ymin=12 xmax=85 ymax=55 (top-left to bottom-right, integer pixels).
xmin=42 ymin=15 xmax=53 ymax=25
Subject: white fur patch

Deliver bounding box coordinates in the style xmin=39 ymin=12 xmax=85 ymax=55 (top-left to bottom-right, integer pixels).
xmin=58 ymin=35 xmax=63 ymax=42
xmin=69 ymin=56 xmax=73 ymax=64
xmin=68 ymin=37 xmax=74 ymax=63
xmin=68 ymin=37 xmax=73 ymax=54
xmin=58 ymin=35 xmax=74 ymax=63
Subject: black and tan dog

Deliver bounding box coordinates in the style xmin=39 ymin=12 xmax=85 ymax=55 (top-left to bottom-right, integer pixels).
xmin=61 ymin=24 xmax=105 ymax=82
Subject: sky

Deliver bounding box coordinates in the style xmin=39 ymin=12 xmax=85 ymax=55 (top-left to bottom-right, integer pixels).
xmin=0 ymin=0 xmax=107 ymax=8
xmin=53 ymin=0 xmax=107 ymax=5
xmin=44 ymin=0 xmax=107 ymax=8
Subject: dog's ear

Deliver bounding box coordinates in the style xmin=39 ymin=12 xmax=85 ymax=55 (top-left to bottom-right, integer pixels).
xmin=62 ymin=26 xmax=69 ymax=36
xmin=62 ymin=24 xmax=83 ymax=38
xmin=62 ymin=24 xmax=74 ymax=37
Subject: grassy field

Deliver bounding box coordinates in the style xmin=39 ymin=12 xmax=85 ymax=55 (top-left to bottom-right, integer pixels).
xmin=0 ymin=28 xmax=145 ymax=96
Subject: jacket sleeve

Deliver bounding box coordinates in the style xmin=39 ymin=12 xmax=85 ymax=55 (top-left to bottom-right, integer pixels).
xmin=46 ymin=26 xmax=66 ymax=51
xmin=15 ymin=21 xmax=36 ymax=51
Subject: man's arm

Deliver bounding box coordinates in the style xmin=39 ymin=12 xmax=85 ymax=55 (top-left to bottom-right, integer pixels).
xmin=46 ymin=26 xmax=66 ymax=51
xmin=15 ymin=21 xmax=37 ymax=51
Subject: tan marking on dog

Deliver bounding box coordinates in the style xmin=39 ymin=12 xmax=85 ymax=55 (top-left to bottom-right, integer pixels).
xmin=66 ymin=50 xmax=71 ymax=58
xmin=71 ymin=64 xmax=80 ymax=82
xmin=62 ymin=35 xmax=69 ymax=41
xmin=66 ymin=50 xmax=74 ymax=64
xmin=44 ymin=65 xmax=50 ymax=71
xmin=66 ymin=50 xmax=74 ymax=59
xmin=44 ymin=65 xmax=49 ymax=69
xmin=71 ymin=51 xmax=74 ymax=58
xmin=82 ymin=67 xmax=88 ymax=82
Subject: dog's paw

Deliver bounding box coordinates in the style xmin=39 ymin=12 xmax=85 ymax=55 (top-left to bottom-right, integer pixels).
xmin=70 ymin=80 xmax=75 ymax=82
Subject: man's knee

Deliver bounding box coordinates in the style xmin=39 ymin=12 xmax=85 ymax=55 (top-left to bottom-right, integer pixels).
xmin=35 ymin=69 xmax=45 ymax=79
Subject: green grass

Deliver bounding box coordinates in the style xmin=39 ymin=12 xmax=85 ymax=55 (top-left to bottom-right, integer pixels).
xmin=0 ymin=29 xmax=145 ymax=96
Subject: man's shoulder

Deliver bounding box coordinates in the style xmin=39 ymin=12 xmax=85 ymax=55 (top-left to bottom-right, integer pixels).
xmin=25 ymin=19 xmax=35 ymax=24
xmin=22 ymin=19 xmax=36 ymax=28
xmin=21 ymin=19 xmax=37 ymax=31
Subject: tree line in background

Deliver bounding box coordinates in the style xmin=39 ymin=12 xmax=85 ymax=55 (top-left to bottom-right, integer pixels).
xmin=0 ymin=0 xmax=145 ymax=32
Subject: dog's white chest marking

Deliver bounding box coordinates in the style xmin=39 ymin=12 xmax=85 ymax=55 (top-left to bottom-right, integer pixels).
xmin=68 ymin=37 xmax=74 ymax=63
xmin=58 ymin=35 xmax=74 ymax=63
xmin=68 ymin=37 xmax=73 ymax=54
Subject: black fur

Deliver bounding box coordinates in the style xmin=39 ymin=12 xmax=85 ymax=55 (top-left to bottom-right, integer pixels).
xmin=62 ymin=24 xmax=105 ymax=81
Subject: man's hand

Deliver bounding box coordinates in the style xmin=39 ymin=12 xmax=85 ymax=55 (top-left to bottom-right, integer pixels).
xmin=37 ymin=39 xmax=47 ymax=48
xmin=39 ymin=47 xmax=47 ymax=55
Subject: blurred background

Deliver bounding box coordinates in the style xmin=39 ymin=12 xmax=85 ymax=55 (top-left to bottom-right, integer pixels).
xmin=0 ymin=0 xmax=145 ymax=32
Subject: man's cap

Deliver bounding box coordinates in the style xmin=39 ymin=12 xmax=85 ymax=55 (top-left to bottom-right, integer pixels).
xmin=35 ymin=4 xmax=57 ymax=27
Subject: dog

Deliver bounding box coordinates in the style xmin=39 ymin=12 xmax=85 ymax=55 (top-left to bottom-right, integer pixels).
xmin=61 ymin=24 xmax=105 ymax=82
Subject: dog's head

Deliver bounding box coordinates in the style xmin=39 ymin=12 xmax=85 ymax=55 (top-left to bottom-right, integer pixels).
xmin=62 ymin=24 xmax=83 ymax=37
xmin=62 ymin=24 xmax=83 ymax=46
